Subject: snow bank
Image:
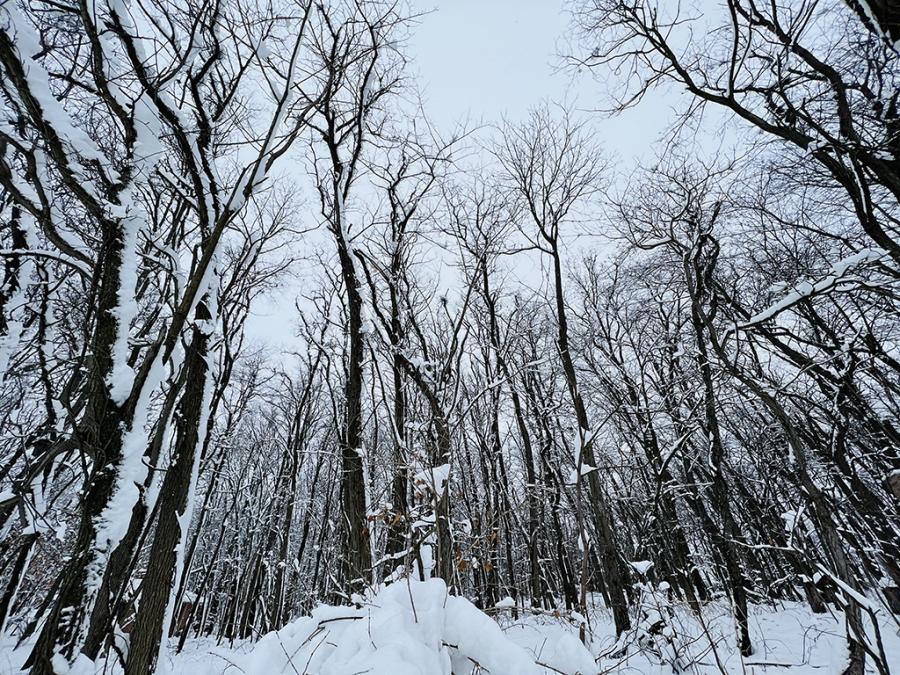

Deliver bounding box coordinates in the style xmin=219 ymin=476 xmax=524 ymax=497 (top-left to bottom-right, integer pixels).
xmin=185 ymin=579 xmax=553 ymax=675
xmin=4 ymin=589 xmax=898 ymax=675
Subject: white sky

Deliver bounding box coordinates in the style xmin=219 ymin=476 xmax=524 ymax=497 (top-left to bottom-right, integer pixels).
xmin=248 ymin=0 xmax=683 ymax=348
xmin=406 ymin=0 xmax=675 ymax=165
xmin=408 ymin=0 xmax=572 ymax=127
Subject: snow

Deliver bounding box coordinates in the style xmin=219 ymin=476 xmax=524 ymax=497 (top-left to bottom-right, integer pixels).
xmin=88 ymin=348 xmax=170 ymax=608
xmin=567 ymin=463 xmax=598 ymax=484
xmin=413 ymin=463 xmax=451 ymax=495
xmin=106 ymin=208 xmax=141 ymax=405
xmin=2 ymin=5 xmax=115 ymax=172
xmin=629 ymin=560 xmax=654 ymax=576
xmin=744 ymin=249 xmax=885 ymax=328
xmin=851 ymin=0 xmax=892 ymax=45
xmin=2 ymin=584 xmax=900 ymax=674
xmin=505 ymin=621 xmax=597 ymax=675
xmin=173 ymin=579 xmax=544 ymax=675
xmin=817 ymin=565 xmax=878 ymax=613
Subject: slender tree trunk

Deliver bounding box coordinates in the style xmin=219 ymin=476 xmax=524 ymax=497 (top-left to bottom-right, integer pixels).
xmin=686 ymin=251 xmax=753 ymax=657
xmin=0 ymin=532 xmax=36 ymax=634
xmin=550 ymin=249 xmax=631 ymax=635
xmin=481 ymin=267 xmax=543 ymax=606
xmin=385 ymin=276 xmax=408 ymax=568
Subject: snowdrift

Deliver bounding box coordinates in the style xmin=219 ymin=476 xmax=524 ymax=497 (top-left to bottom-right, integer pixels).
xmin=186 ymin=579 xmax=592 ymax=675
xmin=169 ymin=586 xmax=900 ymax=675
xmin=3 ymin=582 xmax=899 ymax=674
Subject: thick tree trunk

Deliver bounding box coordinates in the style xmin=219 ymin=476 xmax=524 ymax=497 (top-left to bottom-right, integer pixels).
xmin=125 ymin=314 xmax=211 ymax=675
xmin=83 ymin=371 xmax=182 ymax=659
xmin=27 ymin=224 xmax=131 ymax=675
xmin=335 ymin=226 xmax=371 ymax=593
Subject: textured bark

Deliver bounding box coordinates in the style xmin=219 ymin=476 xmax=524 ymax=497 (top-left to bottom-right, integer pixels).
xmin=126 ymin=314 xmax=210 ymax=675
xmin=0 ymin=205 xmax=25 ymax=341
xmin=83 ymin=370 xmax=182 ymax=659
xmin=27 ymin=222 xmax=130 ymax=675
xmin=338 ymin=249 xmax=372 ymax=591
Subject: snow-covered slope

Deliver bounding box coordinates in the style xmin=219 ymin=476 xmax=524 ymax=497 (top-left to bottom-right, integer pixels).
xmin=3 ymin=581 xmax=898 ymax=674
xmin=179 ymin=579 xmax=549 ymax=675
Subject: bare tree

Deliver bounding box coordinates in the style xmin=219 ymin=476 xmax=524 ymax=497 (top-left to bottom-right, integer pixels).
xmin=496 ymin=105 xmax=632 ymax=636
xmin=305 ymin=0 xmax=408 ymax=594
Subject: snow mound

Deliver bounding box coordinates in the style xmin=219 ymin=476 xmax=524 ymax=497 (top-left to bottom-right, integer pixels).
xmin=214 ymin=579 xmax=560 ymax=675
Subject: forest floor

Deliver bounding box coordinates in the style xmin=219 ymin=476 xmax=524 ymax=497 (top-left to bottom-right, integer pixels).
xmin=2 ymin=581 xmax=898 ymax=674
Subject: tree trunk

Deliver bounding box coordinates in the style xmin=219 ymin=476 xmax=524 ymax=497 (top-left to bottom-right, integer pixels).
xmin=27 ymin=223 xmax=131 ymax=674
xmin=126 ymin=312 xmax=211 ymax=675
xmin=550 ymin=249 xmax=631 ymax=635
xmin=335 ymin=226 xmax=371 ymax=593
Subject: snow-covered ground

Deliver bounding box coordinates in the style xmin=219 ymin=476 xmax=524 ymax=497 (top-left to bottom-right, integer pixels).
xmin=2 ymin=580 xmax=898 ymax=674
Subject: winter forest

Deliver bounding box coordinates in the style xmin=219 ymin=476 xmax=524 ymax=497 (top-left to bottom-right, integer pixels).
xmin=1 ymin=0 xmax=900 ymax=673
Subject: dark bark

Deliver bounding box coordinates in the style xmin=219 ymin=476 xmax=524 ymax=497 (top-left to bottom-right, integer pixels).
xmin=27 ymin=221 xmax=131 ymax=675
xmin=550 ymin=249 xmax=632 ymax=635
xmin=125 ymin=309 xmax=211 ymax=675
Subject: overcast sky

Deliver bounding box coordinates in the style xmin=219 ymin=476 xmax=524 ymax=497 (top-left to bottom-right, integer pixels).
xmin=408 ymin=0 xmax=571 ymax=126
xmin=248 ymin=0 xmax=682 ymax=348
xmin=407 ymin=0 xmax=674 ymax=164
